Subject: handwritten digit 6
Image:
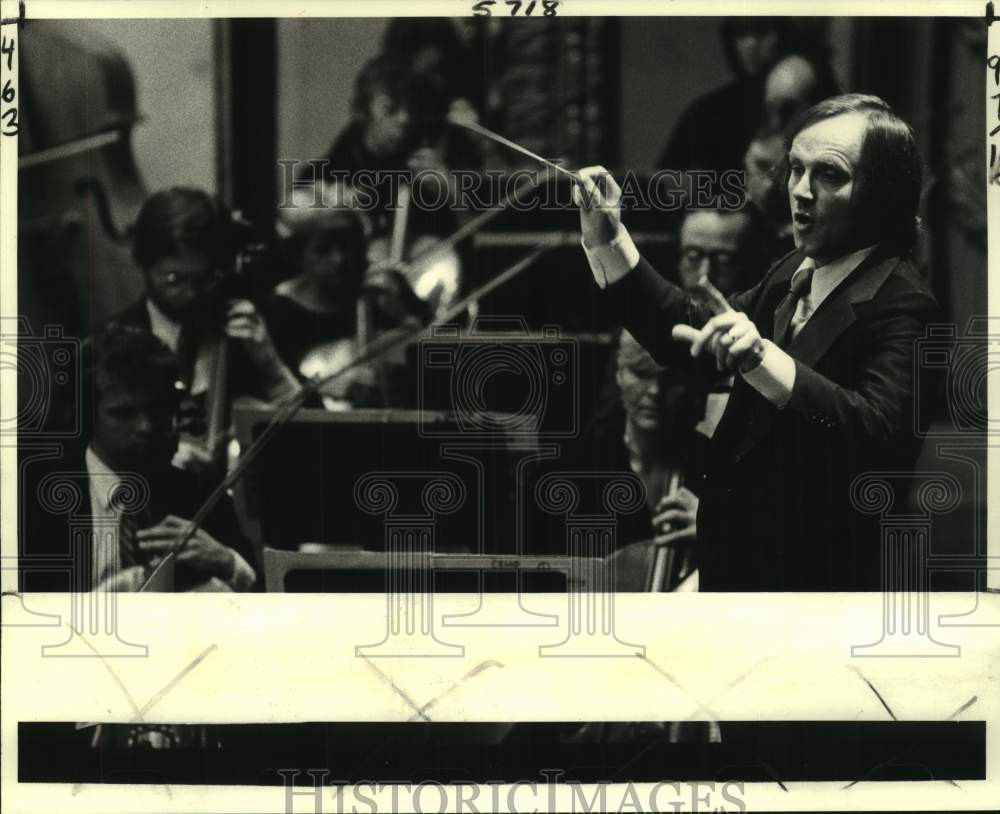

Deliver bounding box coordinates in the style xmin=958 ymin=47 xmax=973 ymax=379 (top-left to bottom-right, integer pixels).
xmin=1 ymin=79 xmax=14 ymax=104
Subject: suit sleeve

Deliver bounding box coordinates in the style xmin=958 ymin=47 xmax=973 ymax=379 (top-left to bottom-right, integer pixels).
xmin=599 ymin=257 xmax=699 ymax=368
xmin=784 ymin=288 xmax=937 ymax=444
xmin=598 ymin=256 xmax=771 ymax=370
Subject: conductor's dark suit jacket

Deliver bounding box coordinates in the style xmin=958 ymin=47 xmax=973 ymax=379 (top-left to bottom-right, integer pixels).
xmin=601 ymin=245 xmax=938 ymax=591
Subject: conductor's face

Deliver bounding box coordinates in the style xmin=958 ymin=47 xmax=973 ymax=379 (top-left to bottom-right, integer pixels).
xmin=787 ymin=111 xmax=866 ymax=265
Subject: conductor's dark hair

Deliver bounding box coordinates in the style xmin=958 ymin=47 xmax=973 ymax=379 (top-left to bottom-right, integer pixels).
xmin=781 ymin=93 xmax=923 ymax=253
xmin=132 ymin=187 xmax=235 ymax=271
xmin=77 ymin=324 xmax=180 ymax=439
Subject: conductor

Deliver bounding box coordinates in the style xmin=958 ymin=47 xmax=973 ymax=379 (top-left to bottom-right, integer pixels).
xmin=575 ymin=94 xmax=938 ymax=591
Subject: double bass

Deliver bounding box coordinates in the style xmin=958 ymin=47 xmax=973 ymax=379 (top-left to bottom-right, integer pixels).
xmin=17 ymin=22 xmax=147 ymax=340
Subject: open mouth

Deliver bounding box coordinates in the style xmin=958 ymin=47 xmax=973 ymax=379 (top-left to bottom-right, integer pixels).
xmin=793 ymin=212 xmax=814 ymax=229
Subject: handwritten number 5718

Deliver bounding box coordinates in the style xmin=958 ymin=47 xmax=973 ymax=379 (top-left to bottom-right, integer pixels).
xmin=473 ymin=1 xmax=560 ymax=15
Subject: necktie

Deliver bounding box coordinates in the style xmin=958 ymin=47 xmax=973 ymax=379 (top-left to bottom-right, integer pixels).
xmin=117 ymin=511 xmax=143 ymax=568
xmin=110 ymin=486 xmax=150 ymax=570
xmin=788 ymin=262 xmax=816 ymax=341
xmin=773 ymin=260 xmax=815 ymax=348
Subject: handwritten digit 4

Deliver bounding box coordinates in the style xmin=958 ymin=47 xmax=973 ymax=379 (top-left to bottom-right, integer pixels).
xmin=1 ymin=35 xmax=13 ymax=71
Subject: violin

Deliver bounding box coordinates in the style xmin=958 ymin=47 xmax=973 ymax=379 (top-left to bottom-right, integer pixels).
xmin=365 ymin=175 xmax=462 ymax=324
xmin=295 ymin=173 xmax=463 ymax=411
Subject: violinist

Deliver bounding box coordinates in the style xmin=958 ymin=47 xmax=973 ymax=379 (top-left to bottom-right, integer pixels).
xmin=263 ymin=183 xmax=428 ymax=409
xmin=106 ymin=187 xmax=301 ymax=471
xmin=319 ymin=54 xmax=473 ymax=240
xmin=381 ymin=18 xmax=483 ymax=119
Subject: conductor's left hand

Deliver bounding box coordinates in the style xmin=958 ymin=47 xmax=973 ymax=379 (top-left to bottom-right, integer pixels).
xmin=673 ymin=311 xmax=767 ymax=373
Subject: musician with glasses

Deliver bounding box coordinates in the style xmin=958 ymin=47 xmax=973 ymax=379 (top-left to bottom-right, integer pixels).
xmin=106 ymin=187 xmax=301 ymax=471
xmin=647 ymin=207 xmax=771 ymax=575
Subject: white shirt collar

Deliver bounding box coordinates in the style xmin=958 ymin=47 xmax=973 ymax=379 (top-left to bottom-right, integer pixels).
xmin=145 ymin=297 xmax=214 ymax=395
xmin=145 ymin=297 xmax=181 ymax=352
xmin=794 ymin=245 xmax=878 ymax=310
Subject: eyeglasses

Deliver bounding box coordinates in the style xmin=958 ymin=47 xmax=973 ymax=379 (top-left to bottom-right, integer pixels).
xmin=679 ymin=247 xmax=740 ymax=271
xmin=150 ymin=267 xmax=225 ymax=288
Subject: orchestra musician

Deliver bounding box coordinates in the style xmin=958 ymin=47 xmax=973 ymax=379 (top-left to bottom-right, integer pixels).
xmin=319 ymin=54 xmax=463 ymax=240
xmin=264 ymin=182 xmax=428 ymax=409
xmin=20 ymin=325 xmax=257 ymax=592
xmin=576 ymin=94 xmax=937 ymax=591
xmin=380 ymin=17 xmax=484 ymax=121
xmin=656 ymin=17 xmax=792 ymax=176
xmin=106 ymin=187 xmax=302 ymax=470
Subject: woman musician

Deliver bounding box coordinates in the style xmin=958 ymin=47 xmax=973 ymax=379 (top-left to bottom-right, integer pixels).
xmin=262 ymin=181 xmax=429 ymax=410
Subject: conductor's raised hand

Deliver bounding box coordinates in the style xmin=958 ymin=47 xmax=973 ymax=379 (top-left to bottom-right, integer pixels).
xmin=572 ymin=166 xmax=622 ymax=246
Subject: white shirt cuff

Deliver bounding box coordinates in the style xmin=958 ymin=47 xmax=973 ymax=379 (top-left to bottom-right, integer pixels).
xmin=582 ymin=223 xmax=641 ymax=288
xmin=741 ymin=339 xmax=796 ymax=408
xmin=92 ymin=565 xmax=148 ymax=592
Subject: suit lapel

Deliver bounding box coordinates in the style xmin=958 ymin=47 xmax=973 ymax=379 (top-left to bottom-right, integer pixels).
xmin=783 ymin=248 xmax=897 ymax=368
xmin=732 ymin=247 xmax=899 ymax=457
xmin=754 ymin=251 xmax=802 ymax=340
